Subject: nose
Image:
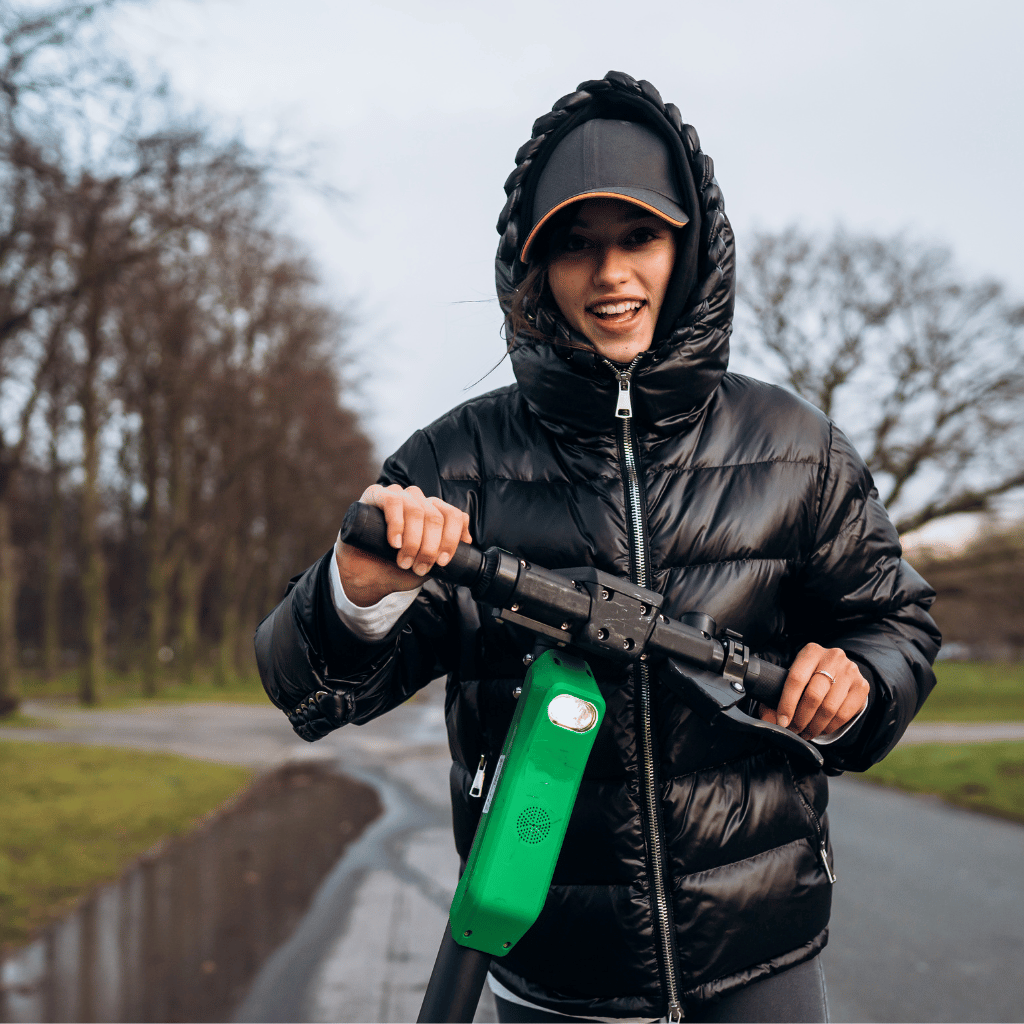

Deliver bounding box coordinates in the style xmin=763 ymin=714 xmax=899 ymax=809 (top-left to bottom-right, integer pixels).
xmin=592 ymin=244 xmax=631 ymax=288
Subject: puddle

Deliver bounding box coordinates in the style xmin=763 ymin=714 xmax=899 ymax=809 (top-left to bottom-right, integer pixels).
xmin=0 ymin=762 xmax=381 ymax=1023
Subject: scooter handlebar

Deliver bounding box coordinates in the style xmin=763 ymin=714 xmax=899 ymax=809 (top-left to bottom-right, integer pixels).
xmin=744 ymin=657 xmax=788 ymax=706
xmin=339 ymin=501 xmax=789 ymax=708
xmin=340 ymin=501 xmax=487 ymax=589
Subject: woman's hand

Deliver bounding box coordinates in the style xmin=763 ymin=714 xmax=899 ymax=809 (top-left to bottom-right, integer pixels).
xmin=758 ymin=643 xmax=870 ymax=740
xmin=337 ymin=484 xmax=472 ymax=608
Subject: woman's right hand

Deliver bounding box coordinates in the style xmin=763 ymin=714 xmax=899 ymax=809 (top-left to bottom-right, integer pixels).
xmin=336 ymin=483 xmax=472 ymax=607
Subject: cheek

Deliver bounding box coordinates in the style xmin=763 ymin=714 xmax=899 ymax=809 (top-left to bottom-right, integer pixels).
xmin=646 ymin=250 xmax=676 ymax=306
xmin=547 ymin=263 xmax=585 ymax=322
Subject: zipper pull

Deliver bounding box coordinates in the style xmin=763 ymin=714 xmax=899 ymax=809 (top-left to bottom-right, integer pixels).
xmin=667 ymin=998 xmax=685 ymax=1021
xmin=469 ymin=755 xmax=487 ymax=798
xmin=614 ymin=373 xmax=632 ymax=419
xmin=818 ymin=841 xmax=837 ymax=884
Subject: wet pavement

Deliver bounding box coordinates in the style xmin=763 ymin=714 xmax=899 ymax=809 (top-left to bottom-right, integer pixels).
xmin=8 ymin=688 xmax=498 ymax=1023
xmin=0 ymin=763 xmax=381 ymax=1024
xmin=4 ymin=691 xmax=1023 ymax=1022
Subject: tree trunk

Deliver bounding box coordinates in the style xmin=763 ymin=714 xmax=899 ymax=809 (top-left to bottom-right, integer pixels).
xmin=0 ymin=495 xmax=20 ymax=715
xmin=79 ymin=297 xmax=106 ymax=706
xmin=140 ymin=401 xmax=166 ymax=697
xmin=143 ymin=550 xmax=169 ymax=696
xmin=79 ymin=427 xmax=106 ymax=704
xmin=216 ymin=533 xmax=240 ymax=686
xmin=41 ymin=449 xmax=63 ymax=681
xmin=177 ymin=555 xmax=200 ymax=686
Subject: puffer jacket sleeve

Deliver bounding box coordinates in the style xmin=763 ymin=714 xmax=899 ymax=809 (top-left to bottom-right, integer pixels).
xmin=254 ymin=430 xmax=460 ymax=741
xmin=792 ymin=423 xmax=941 ymax=771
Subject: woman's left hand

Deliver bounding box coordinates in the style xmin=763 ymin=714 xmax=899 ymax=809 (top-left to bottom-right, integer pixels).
xmin=758 ymin=644 xmax=870 ymax=740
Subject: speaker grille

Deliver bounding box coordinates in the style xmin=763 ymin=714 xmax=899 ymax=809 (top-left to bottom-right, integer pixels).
xmin=516 ymin=806 xmax=552 ymax=845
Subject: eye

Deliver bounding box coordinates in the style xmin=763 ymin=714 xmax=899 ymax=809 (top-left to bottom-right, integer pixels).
xmin=624 ymin=226 xmax=660 ymax=247
xmin=563 ymin=232 xmax=594 ymax=253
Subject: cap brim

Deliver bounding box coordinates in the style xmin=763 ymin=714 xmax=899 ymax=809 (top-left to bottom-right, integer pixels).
xmin=520 ymin=188 xmax=689 ymax=263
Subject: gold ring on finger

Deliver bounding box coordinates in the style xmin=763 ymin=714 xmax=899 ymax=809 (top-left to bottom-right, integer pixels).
xmin=812 ymin=669 xmax=836 ymax=684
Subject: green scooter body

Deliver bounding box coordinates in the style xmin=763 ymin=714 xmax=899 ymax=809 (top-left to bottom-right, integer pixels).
xmin=448 ymin=650 xmax=605 ymax=957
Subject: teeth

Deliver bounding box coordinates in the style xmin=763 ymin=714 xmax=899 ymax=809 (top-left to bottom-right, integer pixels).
xmin=591 ymin=300 xmax=642 ymax=316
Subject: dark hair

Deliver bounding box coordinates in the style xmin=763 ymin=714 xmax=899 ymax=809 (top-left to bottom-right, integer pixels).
xmin=501 ymin=210 xmax=593 ymax=351
xmin=503 ymin=262 xmax=554 ymax=346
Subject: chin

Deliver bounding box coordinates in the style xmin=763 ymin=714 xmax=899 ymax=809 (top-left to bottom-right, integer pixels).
xmin=592 ymin=334 xmax=653 ymax=363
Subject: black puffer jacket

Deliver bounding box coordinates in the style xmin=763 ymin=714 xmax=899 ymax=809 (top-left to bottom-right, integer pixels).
xmin=256 ymin=73 xmax=940 ymax=1019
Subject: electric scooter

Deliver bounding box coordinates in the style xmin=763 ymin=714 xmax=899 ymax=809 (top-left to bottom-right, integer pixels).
xmin=339 ymin=502 xmax=823 ymax=1022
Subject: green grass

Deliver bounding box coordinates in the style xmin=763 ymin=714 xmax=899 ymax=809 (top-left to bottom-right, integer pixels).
xmin=16 ymin=668 xmax=270 ymax=710
xmin=917 ymin=661 xmax=1024 ymax=722
xmin=864 ymin=740 xmax=1024 ymax=823
xmin=0 ymin=741 xmax=253 ymax=950
xmin=0 ymin=711 xmax=51 ymax=729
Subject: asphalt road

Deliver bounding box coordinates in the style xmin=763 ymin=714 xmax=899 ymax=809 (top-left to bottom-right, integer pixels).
xmin=823 ymin=780 xmax=1023 ymax=1022
xmin=7 ymin=691 xmax=1023 ymax=1022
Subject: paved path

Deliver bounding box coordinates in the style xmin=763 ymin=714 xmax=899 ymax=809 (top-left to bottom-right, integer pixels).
xmin=12 ymin=702 xmax=1024 ymax=759
xmin=12 ymin=700 xmax=314 ymax=767
xmin=894 ymin=721 xmax=1024 ymax=744
xmin=823 ymin=779 xmax=1024 ymax=1023
xmin=5 ymin=696 xmax=1023 ymax=1022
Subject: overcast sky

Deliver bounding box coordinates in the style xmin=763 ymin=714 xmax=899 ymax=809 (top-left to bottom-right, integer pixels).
xmin=113 ymin=0 xmax=1024 ymax=493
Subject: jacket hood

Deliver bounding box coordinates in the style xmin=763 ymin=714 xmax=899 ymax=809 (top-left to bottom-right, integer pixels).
xmin=496 ymin=72 xmax=735 ymax=437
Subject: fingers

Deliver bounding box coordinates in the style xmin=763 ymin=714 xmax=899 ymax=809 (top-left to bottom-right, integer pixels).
xmin=433 ymin=497 xmax=470 ymax=567
xmin=359 ymin=483 xmax=406 ymax=549
xmin=817 ymin=668 xmax=871 ymax=735
xmin=774 ymin=644 xmax=869 ymax=739
xmin=774 ymin=644 xmax=826 ymax=731
xmin=360 ymin=483 xmax=471 ymax=576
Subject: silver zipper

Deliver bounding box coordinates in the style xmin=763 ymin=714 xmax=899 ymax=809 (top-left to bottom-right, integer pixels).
xmin=615 ymin=375 xmax=633 ymax=418
xmin=818 ymin=841 xmax=837 ymax=884
xmin=788 ymin=764 xmax=837 ymax=886
xmin=469 ymin=755 xmax=487 ymax=798
xmin=606 ymin=358 xmax=684 ymax=1022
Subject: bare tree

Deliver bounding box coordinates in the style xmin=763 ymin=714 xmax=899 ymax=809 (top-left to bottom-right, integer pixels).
xmin=0 ymin=2 xmax=375 ymax=712
xmin=0 ymin=0 xmax=135 ymax=708
xmin=736 ymin=228 xmax=1024 ymax=534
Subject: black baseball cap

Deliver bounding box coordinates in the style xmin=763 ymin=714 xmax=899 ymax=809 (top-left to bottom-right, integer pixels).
xmin=520 ymin=118 xmax=689 ymax=263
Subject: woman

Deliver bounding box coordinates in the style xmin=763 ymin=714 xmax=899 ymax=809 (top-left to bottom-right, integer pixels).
xmin=256 ymin=72 xmax=940 ymax=1023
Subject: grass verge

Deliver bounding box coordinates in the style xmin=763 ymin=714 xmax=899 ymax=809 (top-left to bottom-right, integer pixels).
xmin=917 ymin=661 xmax=1024 ymax=722
xmin=0 ymin=741 xmax=252 ymax=950
xmin=15 ymin=668 xmax=270 ymax=711
xmin=864 ymin=740 xmax=1024 ymax=823
xmin=0 ymin=711 xmax=50 ymax=729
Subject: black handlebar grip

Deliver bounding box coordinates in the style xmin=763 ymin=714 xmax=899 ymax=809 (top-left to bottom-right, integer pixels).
xmin=339 ymin=502 xmax=486 ymax=589
xmin=340 ymin=501 xmax=396 ymax=561
xmin=745 ymin=657 xmax=789 ymax=707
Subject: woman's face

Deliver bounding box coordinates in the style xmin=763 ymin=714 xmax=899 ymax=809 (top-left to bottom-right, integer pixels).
xmin=546 ymin=198 xmax=677 ymax=363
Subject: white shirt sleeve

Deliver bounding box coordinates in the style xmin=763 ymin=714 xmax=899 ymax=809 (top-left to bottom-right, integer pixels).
xmin=329 ymin=535 xmax=422 ymax=642
xmin=811 ymin=699 xmax=868 ymax=745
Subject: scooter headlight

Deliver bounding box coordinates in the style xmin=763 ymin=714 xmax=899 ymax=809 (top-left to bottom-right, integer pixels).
xmin=546 ymin=694 xmax=598 ymax=733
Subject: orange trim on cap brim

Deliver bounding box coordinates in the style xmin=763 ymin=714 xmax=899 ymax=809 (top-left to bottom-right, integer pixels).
xmin=519 ymin=192 xmax=689 ymax=263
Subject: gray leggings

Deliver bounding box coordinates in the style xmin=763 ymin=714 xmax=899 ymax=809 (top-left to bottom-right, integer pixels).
xmin=494 ymin=955 xmax=829 ymax=1023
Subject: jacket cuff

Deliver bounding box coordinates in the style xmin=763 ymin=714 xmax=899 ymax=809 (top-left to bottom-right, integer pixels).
xmin=329 ymin=534 xmax=422 ymax=640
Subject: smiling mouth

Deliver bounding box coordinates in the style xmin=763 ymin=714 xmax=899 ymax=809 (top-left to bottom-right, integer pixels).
xmin=588 ymin=299 xmax=646 ymax=322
